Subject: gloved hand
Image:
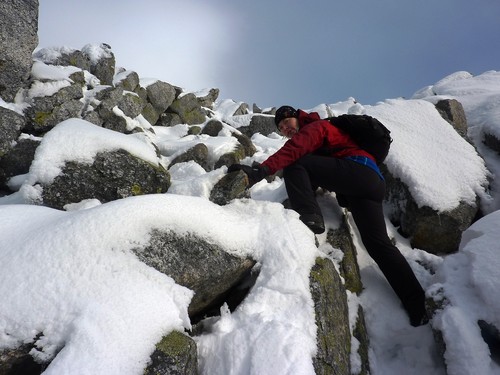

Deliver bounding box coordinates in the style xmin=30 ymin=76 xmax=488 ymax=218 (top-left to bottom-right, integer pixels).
xmin=228 ymin=163 xmax=269 ymax=186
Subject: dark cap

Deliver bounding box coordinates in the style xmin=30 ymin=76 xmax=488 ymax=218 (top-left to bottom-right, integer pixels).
xmin=274 ymin=105 xmax=297 ymax=126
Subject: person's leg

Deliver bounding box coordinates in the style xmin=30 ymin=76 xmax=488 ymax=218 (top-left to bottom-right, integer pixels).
xmin=283 ymin=155 xmax=381 ymax=234
xmin=283 ymin=155 xmax=378 ymax=214
xmin=283 ymin=154 xmax=427 ymax=325
xmin=282 ymin=157 xmax=323 ymax=217
xmin=349 ymin=198 xmax=427 ymax=326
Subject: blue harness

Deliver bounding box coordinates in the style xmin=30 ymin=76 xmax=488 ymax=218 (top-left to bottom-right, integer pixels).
xmin=345 ymin=156 xmax=384 ymax=180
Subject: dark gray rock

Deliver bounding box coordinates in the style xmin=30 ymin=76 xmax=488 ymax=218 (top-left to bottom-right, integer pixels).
xmin=31 ymin=99 xmax=84 ymax=135
xmin=201 ymin=119 xmax=223 ymax=136
xmin=264 ymin=107 xmax=277 ymax=115
xmin=82 ymin=110 xmax=103 ymax=126
xmin=188 ymin=125 xmax=202 ymax=135
xmin=310 ymin=256 xmax=351 ymax=375
xmin=484 ymin=132 xmax=500 ymax=154
xmin=231 ymin=103 xmax=249 ymax=116
xmin=384 ymin=165 xmax=478 ymax=254
xmin=321 ymin=204 xmax=370 ymax=373
xmin=95 ymin=86 xmax=123 ymax=114
xmin=209 ymin=170 xmax=250 ymax=205
xmin=0 ymin=0 xmax=39 ymax=101
xmin=426 ymin=288 xmax=450 ymax=372
xmin=0 ymin=338 xmax=47 ymax=375
xmin=68 ymin=70 xmax=86 ymax=86
xmin=98 ymin=114 xmax=133 ymax=134
xmin=117 ymin=91 xmax=146 ymax=119
xmin=82 ymin=43 xmax=115 ymax=85
xmin=0 ymin=137 xmax=39 ymax=190
xmin=170 ymin=143 xmax=210 ymax=171
xmin=134 ymin=85 xmax=148 ymax=102
xmin=145 ymin=331 xmax=198 ymax=375
xmin=214 ymin=146 xmax=245 ymax=170
xmin=352 ymin=305 xmax=370 ymax=375
xmin=24 ymin=83 xmax=84 ymax=135
xmin=41 ymin=149 xmax=170 ymax=210
xmin=157 ymin=112 xmax=183 ymax=127
xmin=435 ymin=99 xmax=468 ymax=139
xmin=238 ymin=114 xmax=276 ymax=137
xmin=168 ymin=93 xmax=206 ymax=125
xmin=141 ymin=103 xmax=160 ymax=126
xmin=0 ymin=107 xmax=25 ymax=157
xmin=252 ymin=103 xmax=262 ymax=113
xmin=114 ymin=70 xmax=140 ymax=92
xmin=196 ymin=88 xmax=219 ymax=109
xmin=326 ymin=216 xmax=363 ymax=295
xmin=213 ymin=131 xmax=257 ymax=170
xmin=232 ymin=132 xmax=257 ymax=157
xmin=132 ymin=229 xmax=256 ymax=317
xmin=94 ymin=87 xmax=145 ymax=133
xmin=403 ymin=200 xmax=478 ymax=254
xmin=146 ymin=80 xmax=176 ymax=114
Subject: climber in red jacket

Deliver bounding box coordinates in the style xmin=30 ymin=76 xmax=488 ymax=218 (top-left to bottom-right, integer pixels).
xmin=228 ymin=105 xmax=428 ymax=327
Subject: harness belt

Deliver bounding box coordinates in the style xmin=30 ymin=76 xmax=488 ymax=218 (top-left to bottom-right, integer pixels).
xmin=345 ymin=156 xmax=384 ymax=180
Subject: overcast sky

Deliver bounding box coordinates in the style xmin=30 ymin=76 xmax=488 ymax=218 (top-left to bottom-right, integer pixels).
xmin=37 ymin=0 xmax=500 ymax=109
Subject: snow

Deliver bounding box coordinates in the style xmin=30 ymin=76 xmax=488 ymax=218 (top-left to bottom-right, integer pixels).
xmin=81 ymin=43 xmax=113 ymax=64
xmin=364 ymin=99 xmax=489 ymax=212
xmin=32 ymin=46 xmax=77 ymax=65
xmin=2 ymin=52 xmax=500 ymax=374
xmin=26 ymin=119 xmax=160 ymax=186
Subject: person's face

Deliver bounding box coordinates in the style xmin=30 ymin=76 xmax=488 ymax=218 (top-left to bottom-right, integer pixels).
xmin=278 ymin=117 xmax=299 ymax=138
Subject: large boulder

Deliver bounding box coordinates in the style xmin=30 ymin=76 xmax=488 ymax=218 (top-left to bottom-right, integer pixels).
xmin=82 ymin=43 xmax=115 ymax=86
xmin=0 ymin=0 xmax=39 ymax=101
xmin=94 ymin=86 xmax=148 ymax=133
xmin=117 ymin=91 xmax=146 ymax=119
xmin=131 ymin=229 xmax=256 ymax=318
xmin=41 ymin=149 xmax=170 ymax=210
xmin=24 ymin=78 xmax=85 ymax=135
xmin=310 ymin=257 xmax=351 ymax=375
xmin=146 ymin=80 xmax=176 ymax=114
xmin=140 ymin=80 xmax=177 ymax=126
xmin=378 ymin=99 xmax=482 ymax=254
xmin=323 ymin=209 xmax=370 ymax=373
xmin=94 ymin=86 xmax=124 ymax=124
xmin=168 ymin=93 xmax=206 ymax=125
xmin=383 ymin=166 xmax=478 ymax=254
xmin=237 ymin=114 xmax=276 ymax=137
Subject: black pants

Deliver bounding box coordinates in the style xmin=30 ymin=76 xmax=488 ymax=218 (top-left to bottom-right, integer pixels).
xmin=283 ymin=154 xmax=425 ymax=313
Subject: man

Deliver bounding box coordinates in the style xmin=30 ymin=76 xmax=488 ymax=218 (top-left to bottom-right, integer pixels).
xmin=228 ymin=105 xmax=428 ymax=327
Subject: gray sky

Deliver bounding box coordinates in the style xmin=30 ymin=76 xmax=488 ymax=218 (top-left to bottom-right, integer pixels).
xmin=38 ymin=0 xmax=500 ymax=109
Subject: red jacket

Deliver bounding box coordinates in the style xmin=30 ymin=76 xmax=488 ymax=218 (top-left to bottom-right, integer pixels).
xmin=262 ymin=110 xmax=374 ymax=174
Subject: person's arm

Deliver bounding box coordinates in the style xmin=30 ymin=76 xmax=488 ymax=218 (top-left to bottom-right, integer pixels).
xmin=261 ymin=122 xmax=327 ymax=174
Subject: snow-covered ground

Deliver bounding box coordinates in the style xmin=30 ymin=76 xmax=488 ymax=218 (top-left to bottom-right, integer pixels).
xmin=1 ymin=67 xmax=500 ymax=374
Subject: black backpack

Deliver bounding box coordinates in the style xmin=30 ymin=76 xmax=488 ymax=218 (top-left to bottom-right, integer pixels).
xmin=324 ymin=114 xmax=393 ymax=164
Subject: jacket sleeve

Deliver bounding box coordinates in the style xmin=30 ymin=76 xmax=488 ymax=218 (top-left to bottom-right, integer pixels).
xmin=261 ymin=121 xmax=329 ymax=174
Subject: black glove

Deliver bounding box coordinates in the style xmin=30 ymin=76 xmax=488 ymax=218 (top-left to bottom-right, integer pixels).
xmin=228 ymin=163 xmax=269 ymax=186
